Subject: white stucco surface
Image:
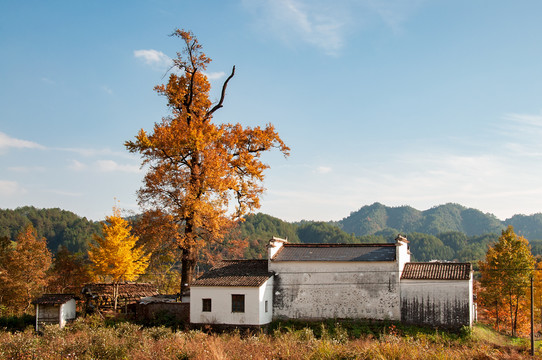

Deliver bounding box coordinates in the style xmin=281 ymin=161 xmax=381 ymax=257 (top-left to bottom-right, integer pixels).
xmin=400 ymin=278 xmax=473 ymax=328
xmin=270 ymin=261 xmax=401 ymax=321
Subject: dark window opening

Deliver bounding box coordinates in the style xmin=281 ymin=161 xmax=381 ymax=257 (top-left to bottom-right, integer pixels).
xmin=202 ymin=298 xmax=212 ymax=312
xmin=232 ymin=294 xmax=245 ymax=313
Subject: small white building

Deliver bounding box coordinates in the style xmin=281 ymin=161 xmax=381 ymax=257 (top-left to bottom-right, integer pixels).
xmin=400 ymin=262 xmax=474 ymax=328
xmin=190 ymin=260 xmax=274 ymax=327
xmin=33 ymin=294 xmax=77 ymax=331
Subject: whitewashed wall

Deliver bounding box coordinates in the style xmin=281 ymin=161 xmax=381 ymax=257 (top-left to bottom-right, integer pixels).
xmin=270 ymin=261 xmax=401 ymax=321
xmin=400 ymin=278 xmax=473 ymax=329
xmin=60 ymin=299 xmax=76 ymax=328
xmin=190 ymin=278 xmax=274 ymax=326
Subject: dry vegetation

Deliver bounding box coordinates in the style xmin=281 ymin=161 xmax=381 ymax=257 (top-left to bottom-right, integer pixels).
xmin=0 ymin=316 xmax=539 ymax=359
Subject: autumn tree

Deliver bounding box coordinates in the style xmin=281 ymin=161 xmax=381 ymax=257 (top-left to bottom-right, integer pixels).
xmin=47 ymin=246 xmax=92 ymax=294
xmin=126 ymin=30 xmax=289 ymax=296
xmin=88 ymin=207 xmax=150 ymax=283
xmin=479 ymin=226 xmax=534 ymax=336
xmin=0 ymin=225 xmax=52 ymax=313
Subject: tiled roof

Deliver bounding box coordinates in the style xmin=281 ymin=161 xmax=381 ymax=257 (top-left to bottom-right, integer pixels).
xmin=32 ymin=294 xmax=77 ymax=305
xmin=192 ymin=260 xmax=272 ymax=287
xmin=272 ymin=243 xmax=397 ymax=262
xmin=401 ymin=262 xmax=472 ymax=280
xmin=81 ymin=283 xmax=158 ymax=298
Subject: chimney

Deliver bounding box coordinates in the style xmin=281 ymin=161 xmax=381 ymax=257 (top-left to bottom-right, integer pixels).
xmin=267 ymin=236 xmax=287 ymax=260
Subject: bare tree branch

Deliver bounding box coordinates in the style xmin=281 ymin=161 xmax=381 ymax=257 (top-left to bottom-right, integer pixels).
xmin=206 ymin=66 xmax=235 ymax=120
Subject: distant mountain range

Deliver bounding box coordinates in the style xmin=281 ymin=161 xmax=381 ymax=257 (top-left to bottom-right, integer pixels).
xmin=335 ymin=202 xmax=542 ymax=239
xmin=3 ymin=203 xmax=542 ymax=261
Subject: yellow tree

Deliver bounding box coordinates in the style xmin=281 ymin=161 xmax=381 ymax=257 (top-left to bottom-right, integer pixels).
xmin=88 ymin=207 xmax=149 ymax=284
xmin=126 ymin=30 xmax=289 ymax=296
xmin=479 ymin=226 xmax=534 ymax=336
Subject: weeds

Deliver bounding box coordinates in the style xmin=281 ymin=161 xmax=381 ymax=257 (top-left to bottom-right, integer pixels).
xmin=0 ymin=317 xmax=537 ymax=359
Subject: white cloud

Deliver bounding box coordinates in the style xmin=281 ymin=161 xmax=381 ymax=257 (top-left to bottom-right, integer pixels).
xmin=497 ymin=112 xmax=542 ymax=158
xmin=134 ymin=49 xmax=172 ymax=70
xmin=0 ymin=132 xmax=45 ymax=152
xmin=96 ymin=160 xmax=140 ymax=173
xmin=0 ymin=180 xmax=26 ymax=196
xmin=243 ymin=0 xmax=347 ymax=55
xmin=69 ymin=160 xmax=86 ymax=171
xmin=203 ymin=71 xmax=226 ymax=81
xmin=366 ymin=0 xmax=425 ymax=33
xmin=315 ymin=166 xmax=332 ymax=174
xmin=243 ymin=0 xmax=425 ymax=55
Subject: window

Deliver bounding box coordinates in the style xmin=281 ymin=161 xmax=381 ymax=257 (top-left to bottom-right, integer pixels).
xmin=265 ymin=300 xmax=268 ymax=313
xmin=231 ymin=294 xmax=245 ymax=313
xmin=202 ymin=298 xmax=212 ymax=312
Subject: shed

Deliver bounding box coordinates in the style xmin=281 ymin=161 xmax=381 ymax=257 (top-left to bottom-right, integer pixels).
xmin=81 ymin=282 xmax=158 ymax=311
xmin=33 ymin=294 xmax=77 ymax=331
xmin=190 ymin=260 xmax=274 ymax=327
xmin=400 ymin=262 xmax=474 ymax=329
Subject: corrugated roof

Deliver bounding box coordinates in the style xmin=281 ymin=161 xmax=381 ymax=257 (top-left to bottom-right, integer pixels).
xmin=401 ymin=262 xmax=472 ymax=280
xmin=192 ymin=260 xmax=272 ymax=287
xmin=33 ymin=294 xmax=77 ymax=305
xmin=272 ymin=243 xmax=397 ymax=262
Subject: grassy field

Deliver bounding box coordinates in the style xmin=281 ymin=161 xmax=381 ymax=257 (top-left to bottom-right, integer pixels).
xmin=0 ymin=316 xmax=540 ymax=359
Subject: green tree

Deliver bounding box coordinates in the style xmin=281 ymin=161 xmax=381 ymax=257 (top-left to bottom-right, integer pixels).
xmin=479 ymin=226 xmax=534 ymax=336
xmin=126 ymin=30 xmax=289 ymax=296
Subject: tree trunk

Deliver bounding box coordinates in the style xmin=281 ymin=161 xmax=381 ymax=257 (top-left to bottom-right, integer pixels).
xmin=180 ymin=246 xmax=197 ymax=300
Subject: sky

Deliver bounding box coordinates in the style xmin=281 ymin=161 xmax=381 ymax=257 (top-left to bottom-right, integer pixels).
xmin=2 ymin=0 xmax=542 ymax=222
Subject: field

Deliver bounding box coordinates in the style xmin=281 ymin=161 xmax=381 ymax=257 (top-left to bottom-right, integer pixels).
xmin=0 ymin=316 xmax=540 ymax=359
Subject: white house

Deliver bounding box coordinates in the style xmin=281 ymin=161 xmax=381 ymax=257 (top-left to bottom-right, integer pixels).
xmin=33 ymin=294 xmax=77 ymax=331
xmin=190 ymin=236 xmax=474 ymax=330
xmin=190 ymin=260 xmax=274 ymax=327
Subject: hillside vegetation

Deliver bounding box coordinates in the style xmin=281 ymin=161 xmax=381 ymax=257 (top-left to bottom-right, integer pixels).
xmin=2 ymin=203 xmax=542 ymax=264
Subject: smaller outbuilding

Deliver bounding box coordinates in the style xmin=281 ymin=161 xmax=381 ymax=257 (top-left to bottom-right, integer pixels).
xmin=400 ymin=262 xmax=474 ymax=329
xmin=190 ymin=260 xmax=274 ymax=328
xmin=33 ymin=294 xmax=77 ymax=332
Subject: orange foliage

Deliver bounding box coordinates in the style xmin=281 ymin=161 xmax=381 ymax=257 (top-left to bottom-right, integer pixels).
xmin=478 ymin=226 xmax=535 ymax=336
xmin=126 ymin=30 xmax=289 ymax=294
xmin=0 ymin=225 xmax=52 ymax=313
xmin=47 ymin=246 xmax=92 ymax=294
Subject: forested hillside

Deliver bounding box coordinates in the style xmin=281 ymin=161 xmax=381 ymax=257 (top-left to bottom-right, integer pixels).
xmin=338 ymin=203 xmax=505 ymax=236
xmin=0 ymin=207 xmax=101 ymax=254
xmin=2 ymin=204 xmax=542 ymax=265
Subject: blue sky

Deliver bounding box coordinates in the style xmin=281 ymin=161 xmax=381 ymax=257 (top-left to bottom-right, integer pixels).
xmin=2 ymin=0 xmax=542 ymax=222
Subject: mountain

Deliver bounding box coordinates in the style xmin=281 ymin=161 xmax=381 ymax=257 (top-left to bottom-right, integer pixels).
xmin=0 ymin=206 xmax=101 ymax=254
xmin=338 ymin=203 xmax=505 ymax=237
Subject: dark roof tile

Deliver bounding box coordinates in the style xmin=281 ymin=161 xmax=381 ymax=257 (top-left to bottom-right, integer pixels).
xmin=401 ymin=262 xmax=472 ymax=280
xmin=33 ymin=294 xmax=77 ymax=305
xmin=272 ymin=244 xmax=397 ymax=262
xmin=192 ymin=260 xmax=272 ymax=287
